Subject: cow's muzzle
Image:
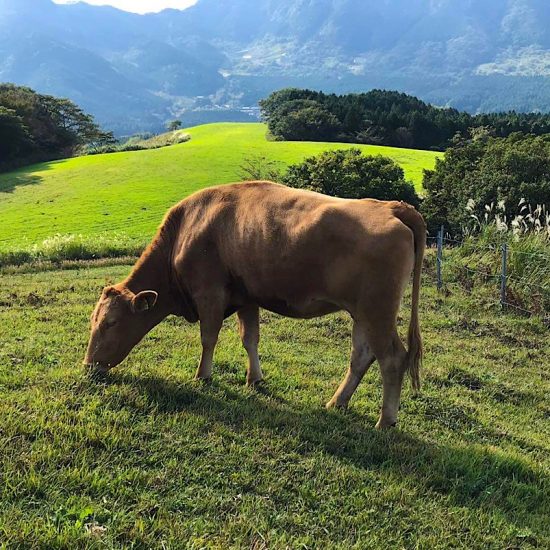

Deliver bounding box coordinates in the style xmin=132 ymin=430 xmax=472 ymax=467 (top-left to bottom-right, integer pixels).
xmin=83 ymin=361 xmax=111 ymax=376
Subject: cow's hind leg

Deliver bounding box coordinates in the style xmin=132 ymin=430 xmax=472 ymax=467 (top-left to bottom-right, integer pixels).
xmin=326 ymin=320 xmax=375 ymax=409
xmin=373 ymin=329 xmax=408 ymax=429
xmin=237 ymin=304 xmax=263 ymax=386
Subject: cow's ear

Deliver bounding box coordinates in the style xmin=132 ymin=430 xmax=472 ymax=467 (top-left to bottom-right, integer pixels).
xmin=131 ymin=290 xmax=158 ymax=313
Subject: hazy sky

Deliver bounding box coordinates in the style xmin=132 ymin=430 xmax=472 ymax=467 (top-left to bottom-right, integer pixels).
xmin=53 ymin=1 xmax=197 ymax=14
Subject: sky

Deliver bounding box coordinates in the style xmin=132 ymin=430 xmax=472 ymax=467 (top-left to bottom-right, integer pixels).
xmin=53 ymin=0 xmax=197 ymax=14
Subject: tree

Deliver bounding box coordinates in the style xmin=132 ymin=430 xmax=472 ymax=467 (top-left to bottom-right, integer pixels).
xmin=0 ymin=84 xmax=114 ymax=170
xmin=239 ymin=154 xmax=284 ymax=182
xmin=422 ymin=133 xmax=550 ymax=235
xmin=41 ymin=95 xmax=116 ymax=153
xmin=282 ymin=148 xmax=420 ymax=207
xmin=259 ymin=88 xmax=320 ymax=123
xmin=355 ymin=121 xmax=386 ymax=145
xmin=274 ymin=106 xmax=341 ymax=141
xmin=343 ymin=105 xmax=364 ymax=133
xmin=263 ymin=98 xmax=332 ymax=140
xmin=167 ymin=120 xmax=182 ymax=131
xmin=0 ymin=107 xmax=34 ymax=169
xmin=85 ymin=129 xmax=117 ymax=154
xmin=393 ymin=127 xmax=414 ymax=148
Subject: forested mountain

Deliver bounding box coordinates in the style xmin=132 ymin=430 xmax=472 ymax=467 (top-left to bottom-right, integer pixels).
xmin=1 ymin=0 xmax=549 ymax=134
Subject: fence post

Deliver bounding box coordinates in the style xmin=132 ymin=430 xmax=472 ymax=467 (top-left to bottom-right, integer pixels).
xmin=500 ymin=243 xmax=508 ymax=309
xmin=436 ymin=225 xmax=444 ymax=291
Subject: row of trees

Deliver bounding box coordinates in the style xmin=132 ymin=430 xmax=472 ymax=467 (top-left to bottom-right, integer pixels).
xmin=260 ymin=88 xmax=550 ymax=151
xmin=0 ymin=84 xmax=115 ymax=172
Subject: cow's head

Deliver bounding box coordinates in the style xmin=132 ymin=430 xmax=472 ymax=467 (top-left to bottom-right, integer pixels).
xmin=84 ymin=285 xmax=160 ymax=372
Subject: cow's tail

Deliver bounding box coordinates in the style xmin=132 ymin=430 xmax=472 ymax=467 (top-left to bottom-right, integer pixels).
xmin=394 ymin=203 xmax=426 ymax=393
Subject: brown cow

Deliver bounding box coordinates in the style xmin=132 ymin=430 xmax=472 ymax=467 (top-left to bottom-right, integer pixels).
xmin=84 ymin=181 xmax=425 ymax=428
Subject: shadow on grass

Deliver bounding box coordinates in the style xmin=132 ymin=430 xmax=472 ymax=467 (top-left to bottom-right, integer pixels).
xmin=0 ymin=162 xmax=54 ymax=193
xmin=97 ymin=370 xmax=548 ymax=536
xmin=0 ymin=172 xmax=43 ymax=193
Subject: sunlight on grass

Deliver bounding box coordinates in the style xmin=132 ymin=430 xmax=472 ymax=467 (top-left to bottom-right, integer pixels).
xmin=0 ymin=123 xmax=440 ymax=251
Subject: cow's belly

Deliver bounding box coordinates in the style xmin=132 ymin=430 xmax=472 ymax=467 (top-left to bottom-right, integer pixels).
xmin=257 ymin=296 xmax=341 ymax=319
xmin=227 ymin=261 xmax=353 ymax=319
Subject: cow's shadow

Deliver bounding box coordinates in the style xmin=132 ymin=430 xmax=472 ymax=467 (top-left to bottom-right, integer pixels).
xmin=101 ymin=371 xmax=547 ymax=540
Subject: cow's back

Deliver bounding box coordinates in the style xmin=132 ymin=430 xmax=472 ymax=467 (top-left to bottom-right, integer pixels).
xmin=171 ymin=181 xmax=415 ymax=316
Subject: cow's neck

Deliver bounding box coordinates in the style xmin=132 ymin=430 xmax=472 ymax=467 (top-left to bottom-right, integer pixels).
xmin=124 ymin=240 xmax=172 ymax=301
xmin=122 ymin=227 xmax=197 ymax=322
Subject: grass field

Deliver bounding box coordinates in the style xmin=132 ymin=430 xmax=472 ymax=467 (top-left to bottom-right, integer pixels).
xmin=0 ymin=123 xmax=440 ymax=252
xmin=0 ymin=259 xmax=548 ymax=548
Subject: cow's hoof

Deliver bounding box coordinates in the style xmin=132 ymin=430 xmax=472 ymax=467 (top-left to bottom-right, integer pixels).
xmin=375 ymin=419 xmax=397 ymax=429
xmin=325 ymin=397 xmax=348 ymax=410
xmin=246 ymin=378 xmax=264 ymax=388
xmin=194 ymin=375 xmax=212 ymax=385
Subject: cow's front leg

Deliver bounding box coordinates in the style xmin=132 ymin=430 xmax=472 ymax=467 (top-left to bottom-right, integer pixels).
xmin=195 ymin=296 xmax=224 ymax=382
xmin=237 ymin=304 xmax=263 ymax=386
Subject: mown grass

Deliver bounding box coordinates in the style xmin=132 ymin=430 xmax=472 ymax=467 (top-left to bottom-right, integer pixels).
xmin=0 ymin=261 xmax=548 ymax=548
xmin=0 ymin=123 xmax=440 ymax=253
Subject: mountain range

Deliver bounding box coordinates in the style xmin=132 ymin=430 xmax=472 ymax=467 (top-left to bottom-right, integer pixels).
xmin=1 ymin=0 xmax=549 ymax=134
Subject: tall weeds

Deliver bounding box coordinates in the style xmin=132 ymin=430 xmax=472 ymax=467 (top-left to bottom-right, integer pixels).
xmin=442 ymin=200 xmax=550 ymax=315
xmin=0 ymin=234 xmax=146 ymax=268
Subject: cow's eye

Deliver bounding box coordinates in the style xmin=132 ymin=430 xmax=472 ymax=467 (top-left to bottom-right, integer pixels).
xmin=104 ymin=319 xmax=117 ymax=329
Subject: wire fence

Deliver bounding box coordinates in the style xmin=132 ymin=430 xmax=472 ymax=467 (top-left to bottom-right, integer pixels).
xmin=427 ymin=226 xmax=550 ymax=321
xmin=1 ymin=217 xmax=549 ymax=322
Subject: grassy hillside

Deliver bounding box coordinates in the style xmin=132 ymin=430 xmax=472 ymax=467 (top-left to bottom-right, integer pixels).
xmin=0 ymin=123 xmax=440 ymax=252
xmin=0 ymin=260 xmax=548 ymax=547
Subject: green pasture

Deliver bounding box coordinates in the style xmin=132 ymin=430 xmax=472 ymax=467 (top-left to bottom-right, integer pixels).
xmin=0 ymin=123 xmax=440 ymax=251
xmin=0 ymin=259 xmax=548 ymax=548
